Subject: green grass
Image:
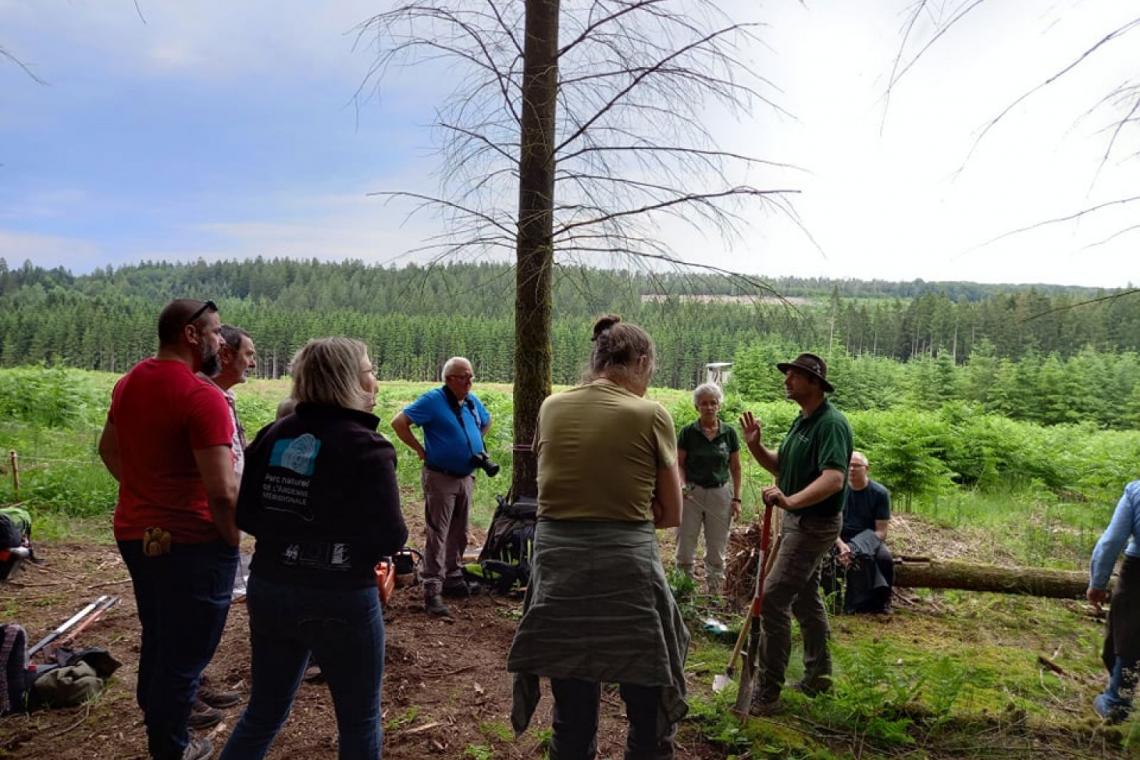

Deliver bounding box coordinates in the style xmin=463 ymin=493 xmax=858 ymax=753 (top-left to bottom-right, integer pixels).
xmin=679 ymin=591 xmax=1139 ymax=758
xmin=905 ymin=488 xmax=1107 ymax=570
xmin=0 ymin=369 xmax=695 ymax=535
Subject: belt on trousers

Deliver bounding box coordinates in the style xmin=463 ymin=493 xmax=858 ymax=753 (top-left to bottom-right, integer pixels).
xmin=424 ymin=463 xmax=471 ymax=479
xmin=687 ymin=481 xmax=727 ymax=490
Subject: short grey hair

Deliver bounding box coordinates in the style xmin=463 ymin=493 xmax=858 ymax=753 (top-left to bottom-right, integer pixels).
xmin=692 ymin=382 xmax=723 ymax=405
xmin=441 ymin=356 xmax=472 ymax=381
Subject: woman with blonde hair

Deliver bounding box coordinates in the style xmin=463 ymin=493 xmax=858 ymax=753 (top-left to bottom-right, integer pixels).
xmin=508 ymin=315 xmax=688 ymax=759
xmin=221 ymin=337 xmax=407 ymax=760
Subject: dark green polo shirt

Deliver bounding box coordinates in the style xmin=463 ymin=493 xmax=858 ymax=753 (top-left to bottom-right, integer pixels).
xmin=776 ymin=399 xmax=853 ymax=517
xmin=678 ymin=420 xmax=739 ymax=488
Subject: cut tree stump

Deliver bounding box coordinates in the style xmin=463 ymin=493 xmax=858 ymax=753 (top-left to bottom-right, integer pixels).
xmin=894 ymin=558 xmax=1101 ymax=599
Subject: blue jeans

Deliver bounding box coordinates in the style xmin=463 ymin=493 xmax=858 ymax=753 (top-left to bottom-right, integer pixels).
xmin=219 ymin=575 xmax=386 ymax=759
xmin=118 ymin=539 xmax=238 ymax=759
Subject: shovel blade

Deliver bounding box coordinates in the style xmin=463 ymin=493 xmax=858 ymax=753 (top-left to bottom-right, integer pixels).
xmin=712 ymin=673 xmax=732 ymax=693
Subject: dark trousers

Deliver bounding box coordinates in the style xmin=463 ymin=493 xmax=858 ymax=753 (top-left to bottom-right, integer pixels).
xmin=755 ymin=512 xmax=841 ymax=702
xmin=549 ymin=678 xmax=671 ymax=760
xmin=220 ymin=575 xmax=385 ymax=760
xmin=821 ymin=541 xmax=894 ymax=614
xmin=119 ymin=539 xmax=238 ymax=759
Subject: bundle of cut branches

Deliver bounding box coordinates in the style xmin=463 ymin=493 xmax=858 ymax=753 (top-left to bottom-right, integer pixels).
xmin=723 ymin=523 xmax=761 ymax=611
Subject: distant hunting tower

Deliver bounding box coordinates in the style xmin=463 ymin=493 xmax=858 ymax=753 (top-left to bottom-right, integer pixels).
xmin=705 ymin=362 xmax=732 ymax=388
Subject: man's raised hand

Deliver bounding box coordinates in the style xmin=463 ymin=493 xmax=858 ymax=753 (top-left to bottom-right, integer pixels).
xmin=739 ymin=411 xmax=762 ymax=446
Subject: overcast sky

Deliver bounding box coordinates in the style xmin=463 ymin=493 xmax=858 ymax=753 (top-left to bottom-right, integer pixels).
xmin=1 ymin=1 xmax=1136 ymax=287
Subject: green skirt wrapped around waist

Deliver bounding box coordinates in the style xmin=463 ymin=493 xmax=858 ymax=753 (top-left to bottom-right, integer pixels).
xmin=507 ymin=518 xmax=690 ymax=734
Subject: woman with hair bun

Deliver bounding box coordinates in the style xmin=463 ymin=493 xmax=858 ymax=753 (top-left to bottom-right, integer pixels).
xmin=508 ymin=315 xmax=689 ymax=759
xmin=220 ymin=337 xmax=407 ymax=760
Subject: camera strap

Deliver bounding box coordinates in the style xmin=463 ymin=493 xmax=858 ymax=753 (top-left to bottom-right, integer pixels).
xmin=442 ymin=385 xmax=480 ymax=458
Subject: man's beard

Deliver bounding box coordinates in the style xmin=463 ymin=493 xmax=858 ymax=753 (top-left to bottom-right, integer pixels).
xmin=200 ymin=346 xmax=220 ymax=377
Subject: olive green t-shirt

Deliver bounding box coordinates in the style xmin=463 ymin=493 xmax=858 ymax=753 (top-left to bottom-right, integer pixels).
xmin=536 ymin=381 xmax=678 ymax=522
xmin=777 ymin=399 xmax=853 ymax=518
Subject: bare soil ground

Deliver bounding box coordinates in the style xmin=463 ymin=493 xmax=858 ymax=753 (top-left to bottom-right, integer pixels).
xmin=0 ymin=516 xmax=721 ymax=760
xmin=2 ymin=511 xmax=1134 ymax=759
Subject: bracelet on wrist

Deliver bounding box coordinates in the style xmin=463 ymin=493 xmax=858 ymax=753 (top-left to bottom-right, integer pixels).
xmin=731 ymin=497 xmax=741 ymax=502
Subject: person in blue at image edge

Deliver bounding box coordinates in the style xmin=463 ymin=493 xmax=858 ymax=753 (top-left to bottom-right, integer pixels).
xmin=1086 ymin=480 xmax=1140 ymax=724
xmin=219 ymin=337 xmax=408 ymax=759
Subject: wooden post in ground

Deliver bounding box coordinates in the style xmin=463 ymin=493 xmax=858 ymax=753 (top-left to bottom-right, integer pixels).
xmin=8 ymin=450 xmax=19 ymax=497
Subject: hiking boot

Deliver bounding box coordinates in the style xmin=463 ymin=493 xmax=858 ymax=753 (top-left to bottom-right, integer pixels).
xmin=748 ymin=695 xmax=784 ymax=717
xmin=197 ymin=684 xmax=241 ymax=709
xmin=442 ymin=579 xmax=481 ymax=598
xmin=424 ymin=594 xmax=452 ymax=617
xmin=181 ymin=737 xmax=214 ymax=760
xmin=792 ymin=677 xmax=832 ymax=698
xmin=187 ymin=699 xmax=223 ymax=730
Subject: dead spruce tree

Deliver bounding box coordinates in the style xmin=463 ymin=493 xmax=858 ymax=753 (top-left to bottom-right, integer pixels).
xmin=358 ymin=0 xmax=799 ymax=497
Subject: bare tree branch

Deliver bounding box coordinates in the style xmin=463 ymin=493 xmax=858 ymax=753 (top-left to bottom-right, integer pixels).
xmin=963 ymin=195 xmax=1140 ymax=255
xmin=1 ymin=45 xmax=47 ymax=85
xmin=1021 ymin=288 xmax=1140 ymax=323
xmin=955 ymin=16 xmax=1140 ymax=176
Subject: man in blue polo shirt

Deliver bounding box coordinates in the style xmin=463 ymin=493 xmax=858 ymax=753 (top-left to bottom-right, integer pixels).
xmin=391 ymin=356 xmax=492 ymax=617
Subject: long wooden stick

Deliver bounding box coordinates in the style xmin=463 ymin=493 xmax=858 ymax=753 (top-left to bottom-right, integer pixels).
xmin=722 ymin=531 xmax=783 ymax=682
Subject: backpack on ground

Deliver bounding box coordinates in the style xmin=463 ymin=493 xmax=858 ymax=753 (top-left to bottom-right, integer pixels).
xmin=0 ymin=507 xmax=34 ymax=582
xmin=466 ymin=495 xmax=536 ymax=594
xmin=0 ymin=623 xmax=28 ymax=714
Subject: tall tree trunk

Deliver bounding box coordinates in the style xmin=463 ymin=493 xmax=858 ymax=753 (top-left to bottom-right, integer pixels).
xmin=511 ymin=0 xmax=560 ymax=500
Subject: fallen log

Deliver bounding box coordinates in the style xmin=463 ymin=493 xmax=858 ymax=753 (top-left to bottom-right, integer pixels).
xmin=894 ymin=558 xmax=1097 ymax=599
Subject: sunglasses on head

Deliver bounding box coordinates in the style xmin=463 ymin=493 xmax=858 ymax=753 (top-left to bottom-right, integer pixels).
xmin=185 ymin=300 xmax=218 ymax=326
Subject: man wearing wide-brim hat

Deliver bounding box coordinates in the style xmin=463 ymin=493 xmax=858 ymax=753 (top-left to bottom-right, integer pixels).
xmin=739 ymin=352 xmax=853 ymax=715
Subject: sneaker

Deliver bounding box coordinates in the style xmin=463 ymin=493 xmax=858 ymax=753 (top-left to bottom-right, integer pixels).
xmin=187 ymin=699 xmax=223 ymax=730
xmin=1093 ymin=693 xmax=1131 ymax=724
xmin=197 ymin=684 xmax=242 ymax=709
xmin=425 ymin=594 xmax=452 ymax=617
xmin=181 ymin=737 xmax=214 ymax=760
xmin=442 ymin=579 xmax=482 ymax=598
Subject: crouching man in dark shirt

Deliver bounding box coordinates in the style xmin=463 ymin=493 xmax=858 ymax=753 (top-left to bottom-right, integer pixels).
xmin=833 ymin=451 xmax=893 ymax=614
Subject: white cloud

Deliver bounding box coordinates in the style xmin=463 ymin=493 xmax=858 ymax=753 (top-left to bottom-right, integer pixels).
xmin=0 ymin=229 xmax=102 ymax=268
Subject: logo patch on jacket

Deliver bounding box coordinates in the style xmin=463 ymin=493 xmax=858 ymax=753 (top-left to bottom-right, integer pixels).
xmin=270 ymin=434 xmax=321 ymax=476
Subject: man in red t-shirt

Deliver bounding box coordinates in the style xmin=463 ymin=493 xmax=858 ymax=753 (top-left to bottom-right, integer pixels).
xmin=99 ymin=298 xmax=240 ymax=760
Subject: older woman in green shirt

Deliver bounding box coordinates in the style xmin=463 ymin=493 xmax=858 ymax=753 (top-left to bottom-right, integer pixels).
xmin=675 ymin=382 xmax=742 ymax=596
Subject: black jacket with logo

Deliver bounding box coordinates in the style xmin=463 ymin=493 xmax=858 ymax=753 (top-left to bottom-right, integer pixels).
xmin=238 ymin=403 xmax=408 ymax=590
